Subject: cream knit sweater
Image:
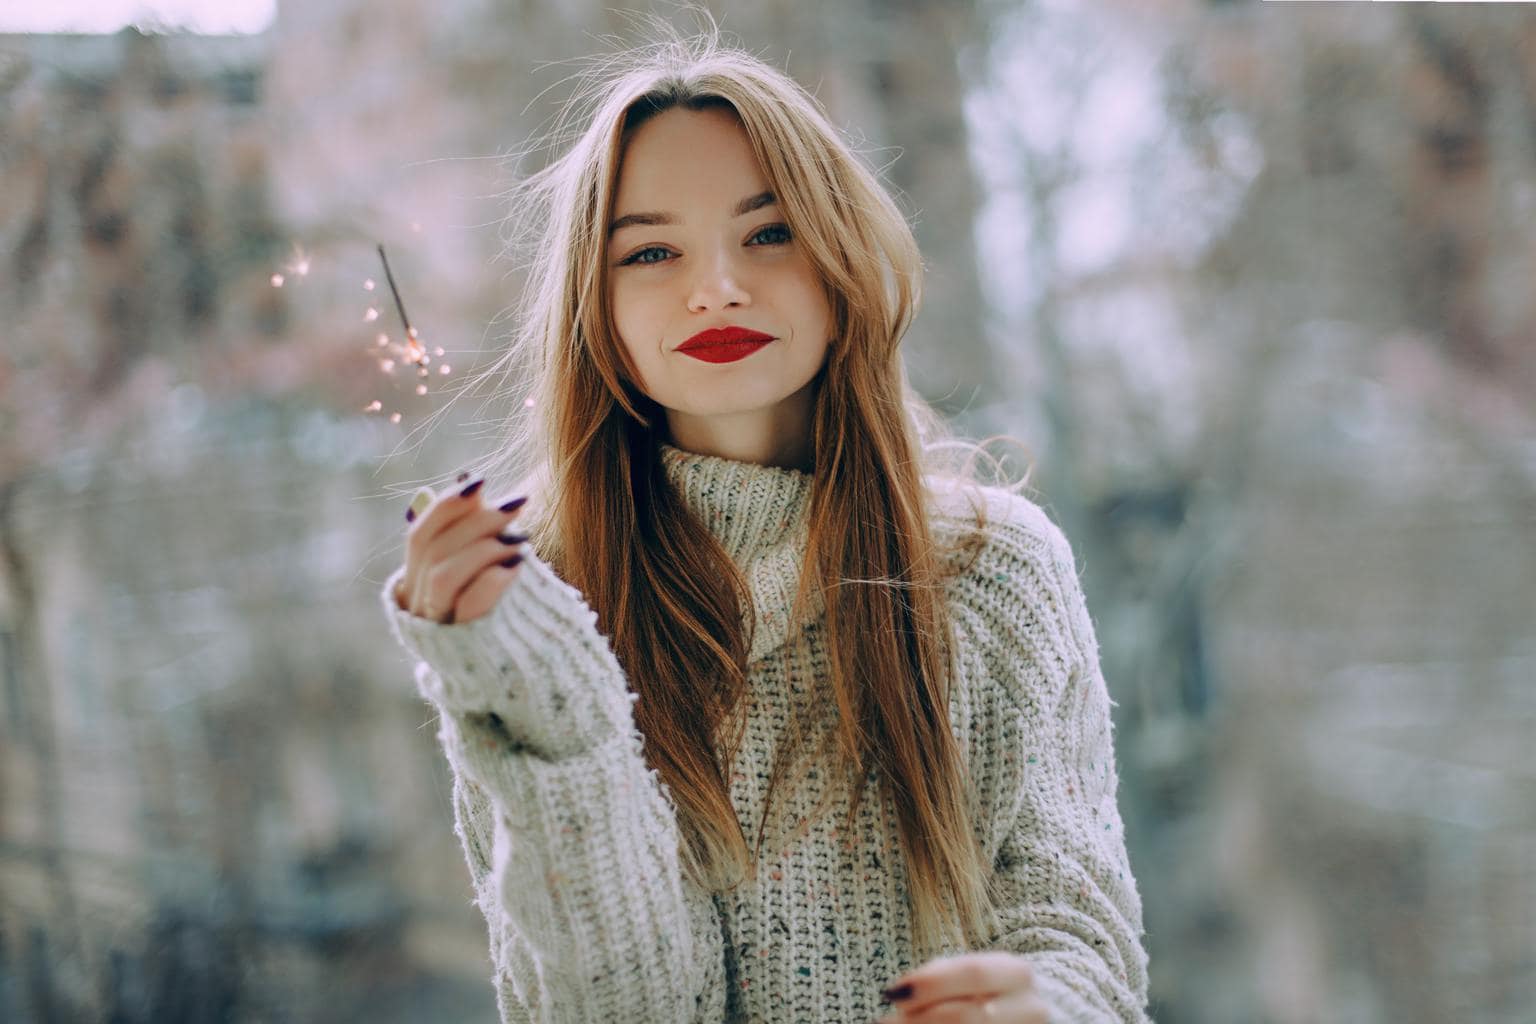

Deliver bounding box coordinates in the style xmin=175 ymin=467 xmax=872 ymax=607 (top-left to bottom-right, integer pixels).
xmin=380 ymin=443 xmax=1150 ymax=1023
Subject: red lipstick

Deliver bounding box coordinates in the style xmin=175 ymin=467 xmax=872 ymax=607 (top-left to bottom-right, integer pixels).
xmin=677 ymin=326 xmax=774 ymax=364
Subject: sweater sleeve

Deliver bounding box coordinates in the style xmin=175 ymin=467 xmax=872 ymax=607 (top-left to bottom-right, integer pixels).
xmin=956 ymin=497 xmax=1150 ymax=1023
xmin=380 ymin=552 xmax=727 ymax=1023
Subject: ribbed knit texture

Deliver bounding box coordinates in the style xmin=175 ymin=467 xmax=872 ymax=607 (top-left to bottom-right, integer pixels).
xmin=380 ymin=443 xmax=1151 ymax=1023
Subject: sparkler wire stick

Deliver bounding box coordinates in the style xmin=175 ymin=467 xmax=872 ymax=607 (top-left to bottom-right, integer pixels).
xmin=376 ymin=243 xmax=414 ymax=337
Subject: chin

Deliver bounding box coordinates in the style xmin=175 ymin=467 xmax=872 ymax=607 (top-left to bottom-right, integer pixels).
xmin=672 ymin=386 xmax=794 ymax=416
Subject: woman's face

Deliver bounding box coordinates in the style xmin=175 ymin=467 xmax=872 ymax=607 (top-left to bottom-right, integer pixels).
xmin=605 ymin=105 xmax=833 ymax=452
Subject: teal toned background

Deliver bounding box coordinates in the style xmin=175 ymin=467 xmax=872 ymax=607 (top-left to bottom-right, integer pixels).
xmin=2 ymin=2 xmax=1533 ymax=1021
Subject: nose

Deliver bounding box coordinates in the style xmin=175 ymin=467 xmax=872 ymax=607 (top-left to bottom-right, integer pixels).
xmin=686 ymin=243 xmax=750 ymax=312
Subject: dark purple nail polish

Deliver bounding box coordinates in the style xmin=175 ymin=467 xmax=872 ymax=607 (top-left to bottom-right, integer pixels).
xmin=498 ymin=532 xmax=528 ymax=545
xmin=881 ymin=983 xmax=912 ymax=1003
xmin=405 ymin=506 xmax=416 ymax=523
xmin=499 ymin=553 xmax=524 ymax=569
xmin=498 ymin=496 xmax=529 ymax=513
xmin=459 ymin=478 xmax=484 ymax=498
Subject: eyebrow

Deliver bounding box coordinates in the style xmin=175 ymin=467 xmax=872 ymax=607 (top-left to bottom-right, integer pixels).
xmin=608 ymin=190 xmax=777 ymax=238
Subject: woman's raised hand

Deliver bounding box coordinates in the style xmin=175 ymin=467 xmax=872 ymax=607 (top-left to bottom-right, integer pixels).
xmin=394 ymin=475 xmax=531 ymax=625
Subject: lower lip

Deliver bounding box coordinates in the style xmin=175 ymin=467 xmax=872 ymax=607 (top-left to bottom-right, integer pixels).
xmin=678 ymin=340 xmax=771 ymax=364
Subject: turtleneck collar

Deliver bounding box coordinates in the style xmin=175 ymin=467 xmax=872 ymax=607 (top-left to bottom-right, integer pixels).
xmin=658 ymin=442 xmax=822 ymax=663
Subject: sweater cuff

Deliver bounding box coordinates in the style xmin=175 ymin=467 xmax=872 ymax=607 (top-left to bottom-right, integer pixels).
xmin=1030 ymin=963 xmax=1147 ymax=1024
xmin=379 ymin=553 xmax=633 ymax=759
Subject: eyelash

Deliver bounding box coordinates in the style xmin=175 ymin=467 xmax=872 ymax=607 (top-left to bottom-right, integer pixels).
xmin=617 ymin=223 xmax=793 ymax=267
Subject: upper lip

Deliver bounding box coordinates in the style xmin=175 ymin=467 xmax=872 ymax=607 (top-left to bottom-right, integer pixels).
xmin=677 ymin=326 xmax=775 ymax=351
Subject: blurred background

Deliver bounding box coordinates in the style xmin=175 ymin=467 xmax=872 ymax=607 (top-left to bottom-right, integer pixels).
xmin=1 ymin=0 xmax=1533 ymax=1021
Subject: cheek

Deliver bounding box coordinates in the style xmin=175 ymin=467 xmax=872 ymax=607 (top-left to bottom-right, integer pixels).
xmin=610 ymin=281 xmax=663 ymax=341
xmin=787 ymin=267 xmax=833 ymax=331
xmin=611 ymin=311 xmax=665 ymax=395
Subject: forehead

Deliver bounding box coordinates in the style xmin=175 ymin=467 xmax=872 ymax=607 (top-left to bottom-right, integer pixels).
xmin=612 ymin=106 xmax=767 ymax=204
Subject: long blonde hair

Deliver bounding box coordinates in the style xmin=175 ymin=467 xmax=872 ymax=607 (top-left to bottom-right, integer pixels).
xmin=450 ymin=12 xmax=1032 ymax=960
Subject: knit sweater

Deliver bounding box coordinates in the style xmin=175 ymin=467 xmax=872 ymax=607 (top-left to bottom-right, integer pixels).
xmin=380 ymin=443 xmax=1150 ymax=1023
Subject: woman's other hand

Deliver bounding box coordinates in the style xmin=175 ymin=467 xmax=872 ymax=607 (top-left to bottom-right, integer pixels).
xmin=875 ymin=951 xmax=1052 ymax=1023
xmin=393 ymin=475 xmax=531 ymax=624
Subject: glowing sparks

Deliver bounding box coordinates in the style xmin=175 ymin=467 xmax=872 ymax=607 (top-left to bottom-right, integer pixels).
xmin=524 ymin=398 xmax=536 ymax=408
xmin=283 ymin=243 xmax=312 ymax=277
xmin=362 ymin=242 xmax=460 ymax=424
xmin=271 ymin=244 xmax=311 ymax=289
xmin=265 ymin=239 xmax=462 ymax=427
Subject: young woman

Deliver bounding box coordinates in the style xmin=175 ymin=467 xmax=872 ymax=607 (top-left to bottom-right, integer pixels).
xmin=382 ymin=21 xmax=1150 ymax=1024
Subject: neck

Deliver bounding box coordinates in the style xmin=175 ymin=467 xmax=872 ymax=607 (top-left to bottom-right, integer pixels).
xmin=661 ymin=376 xmax=818 ymax=473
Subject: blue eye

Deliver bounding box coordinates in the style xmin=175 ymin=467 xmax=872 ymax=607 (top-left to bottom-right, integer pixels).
xmin=616 ymin=223 xmax=793 ymax=267
xmin=621 ymin=246 xmax=671 ymax=266
xmin=750 ymin=223 xmax=792 ymax=245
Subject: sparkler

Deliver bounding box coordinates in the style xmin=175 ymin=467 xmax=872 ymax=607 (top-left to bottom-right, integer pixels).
xmin=359 ymin=242 xmax=452 ymax=421
xmin=265 ymin=239 xmax=461 ymax=423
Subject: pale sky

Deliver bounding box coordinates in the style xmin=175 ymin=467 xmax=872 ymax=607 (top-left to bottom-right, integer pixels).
xmin=0 ymin=0 xmax=275 ymax=34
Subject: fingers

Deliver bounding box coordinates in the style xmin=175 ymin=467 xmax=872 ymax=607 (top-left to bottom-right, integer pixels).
xmin=882 ymin=953 xmax=1034 ymax=1018
xmin=403 ymin=479 xmax=478 ymax=617
xmin=420 ymin=534 xmax=526 ymax=623
xmin=452 ymin=553 xmax=524 ymax=623
xmin=873 ymin=994 xmax=996 ymax=1024
xmin=422 ymin=500 xmax=526 ymax=573
xmin=406 ymin=475 xmax=493 ymax=557
xmin=874 ymin=991 xmax=1048 ymax=1024
xmin=873 ymin=994 xmax=993 ymax=1024
xmin=406 ymin=487 xmax=435 ymax=523
xmin=399 ymin=473 xmax=530 ymax=623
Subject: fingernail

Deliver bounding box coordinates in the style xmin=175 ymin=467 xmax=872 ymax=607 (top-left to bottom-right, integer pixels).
xmin=456 ymin=471 xmax=470 ymax=483
xmin=881 ymin=983 xmax=912 ymax=1002
xmin=498 ymin=496 xmax=529 ymax=513
xmin=499 ymin=553 xmax=524 ymax=569
xmin=498 ymin=532 xmax=529 ymax=545
xmin=459 ymin=478 xmax=484 ymax=498
xmin=408 ymin=488 xmax=435 ymax=522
